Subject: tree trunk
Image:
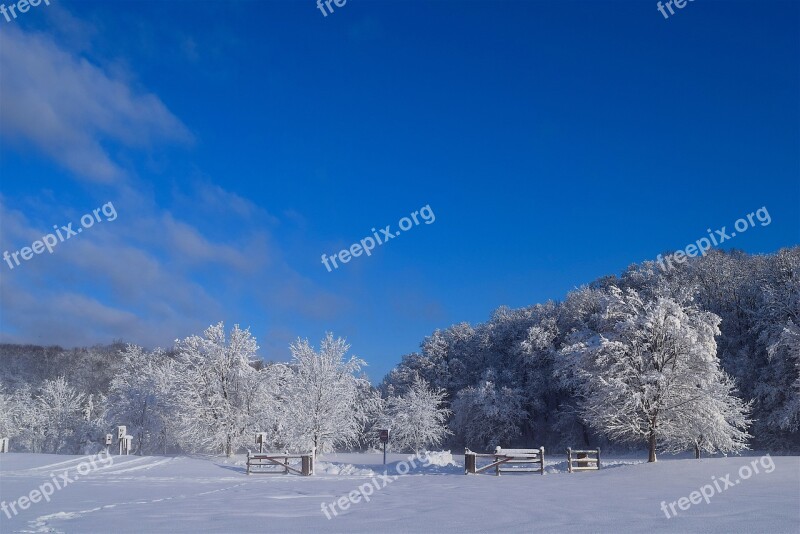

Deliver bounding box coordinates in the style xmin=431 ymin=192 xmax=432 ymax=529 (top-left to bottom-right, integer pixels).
xmin=694 ymin=443 xmax=700 ymax=459
xmin=648 ymin=431 xmax=657 ymax=463
xmin=226 ymin=435 xmax=232 ymax=457
xmin=581 ymin=424 xmax=591 ymax=448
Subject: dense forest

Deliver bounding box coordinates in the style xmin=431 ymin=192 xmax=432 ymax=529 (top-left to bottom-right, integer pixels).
xmin=382 ymin=247 xmax=799 ymax=453
xmin=1 ymin=247 xmax=798 ymax=458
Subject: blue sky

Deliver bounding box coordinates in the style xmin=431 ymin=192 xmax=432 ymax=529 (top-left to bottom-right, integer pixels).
xmin=1 ymin=0 xmax=798 ymax=382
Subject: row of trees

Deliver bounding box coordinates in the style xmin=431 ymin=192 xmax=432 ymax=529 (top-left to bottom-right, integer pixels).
xmin=0 ymin=326 xmax=451 ymax=456
xmin=2 ymin=247 xmax=797 ymax=461
xmin=0 ymin=377 xmax=103 ymax=454
xmin=383 ymin=247 xmax=799 ymax=460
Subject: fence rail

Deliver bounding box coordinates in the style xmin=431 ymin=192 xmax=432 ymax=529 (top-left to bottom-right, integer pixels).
xmin=246 ymin=451 xmax=314 ymax=476
xmin=465 ymin=446 xmax=545 ymax=476
xmin=566 ymin=447 xmax=601 ymax=473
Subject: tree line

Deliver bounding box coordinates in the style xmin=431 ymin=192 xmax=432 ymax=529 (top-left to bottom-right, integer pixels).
xmin=382 ymin=247 xmax=799 ymax=459
xmin=1 ymin=247 xmax=797 ymax=461
xmin=0 ymin=328 xmax=450 ymax=457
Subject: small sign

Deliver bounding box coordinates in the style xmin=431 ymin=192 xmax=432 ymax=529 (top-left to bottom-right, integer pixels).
xmin=117 ymin=426 xmax=127 ymax=440
xmin=255 ymin=432 xmax=267 ymax=444
xmin=379 ymin=429 xmax=389 ymax=444
xmin=105 ymin=434 xmax=113 ymax=445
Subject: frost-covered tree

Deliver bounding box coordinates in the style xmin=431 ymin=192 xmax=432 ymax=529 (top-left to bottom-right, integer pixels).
xmin=353 ymin=382 xmax=385 ymax=450
xmin=451 ymin=369 xmax=528 ymax=449
xmin=0 ymin=386 xmax=20 ymax=444
xmin=380 ymin=377 xmax=451 ymax=453
xmin=673 ymin=247 xmax=799 ymax=447
xmin=283 ymin=333 xmax=368 ymax=454
xmin=760 ymin=320 xmax=800 ymax=433
xmin=250 ymin=362 xmax=293 ymax=450
xmin=107 ymin=345 xmax=182 ymax=454
xmin=4 ymin=386 xmax=42 ymax=452
xmin=35 ymin=377 xmax=89 ymax=453
xmin=174 ymin=323 xmax=264 ymax=457
xmin=561 ymin=288 xmax=750 ymax=462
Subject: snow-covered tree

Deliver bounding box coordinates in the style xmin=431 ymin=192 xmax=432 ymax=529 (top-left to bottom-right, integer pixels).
xmin=174 ymin=323 xmax=264 ymax=456
xmin=561 ymin=288 xmax=750 ymax=462
xmin=249 ymin=362 xmax=293 ymax=450
xmin=451 ymin=369 xmax=527 ymax=449
xmin=760 ymin=320 xmax=800 ymax=432
xmin=107 ymin=345 xmax=182 ymax=454
xmin=283 ymin=333 xmax=368 ymax=454
xmin=380 ymin=376 xmax=451 ymax=453
xmin=0 ymin=386 xmax=20 ymax=443
xmin=35 ymin=377 xmax=88 ymax=453
xmin=3 ymin=386 xmax=41 ymax=452
xmin=353 ymin=382 xmax=385 ymax=450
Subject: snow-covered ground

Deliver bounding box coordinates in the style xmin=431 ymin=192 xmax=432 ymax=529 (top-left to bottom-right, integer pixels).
xmin=0 ymin=451 xmax=797 ymax=533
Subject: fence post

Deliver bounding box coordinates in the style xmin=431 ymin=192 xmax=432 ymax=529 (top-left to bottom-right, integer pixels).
xmin=539 ymin=447 xmax=545 ymax=475
xmin=567 ymin=447 xmax=572 ymax=473
xmin=255 ymin=432 xmax=267 ymax=454
xmin=597 ymin=447 xmax=601 ymax=470
xmin=464 ymin=449 xmax=475 ymax=475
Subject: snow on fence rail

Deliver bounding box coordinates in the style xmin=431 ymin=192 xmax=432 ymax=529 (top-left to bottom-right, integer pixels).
xmin=246 ymin=450 xmax=315 ymax=476
xmin=464 ymin=446 xmax=545 ymax=475
xmin=566 ymin=448 xmax=601 ymax=473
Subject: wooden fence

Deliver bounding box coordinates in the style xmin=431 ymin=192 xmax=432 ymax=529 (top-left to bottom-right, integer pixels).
xmin=465 ymin=447 xmax=545 ymax=476
xmin=246 ymin=451 xmax=314 ymax=476
xmin=566 ymin=448 xmax=600 ymax=473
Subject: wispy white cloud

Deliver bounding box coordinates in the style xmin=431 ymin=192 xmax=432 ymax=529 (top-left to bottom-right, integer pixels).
xmin=0 ymin=25 xmax=191 ymax=184
xmin=0 ymin=19 xmax=351 ymax=352
xmin=173 ymin=181 xmax=276 ymax=222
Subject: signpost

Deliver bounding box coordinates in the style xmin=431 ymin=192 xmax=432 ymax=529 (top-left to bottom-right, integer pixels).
xmin=255 ymin=432 xmax=267 ymax=453
xmin=117 ymin=426 xmax=129 ymax=455
xmin=379 ymin=429 xmax=389 ymax=465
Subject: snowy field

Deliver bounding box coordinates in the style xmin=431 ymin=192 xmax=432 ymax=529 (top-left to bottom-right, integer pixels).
xmin=0 ymin=452 xmax=798 ymax=533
